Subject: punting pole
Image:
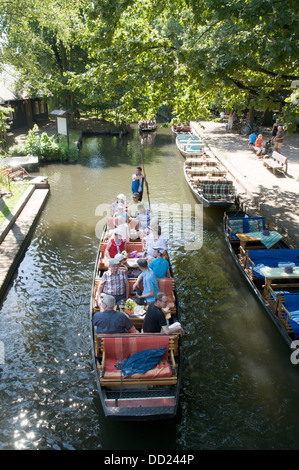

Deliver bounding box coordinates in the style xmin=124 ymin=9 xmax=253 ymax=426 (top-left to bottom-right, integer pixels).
xmin=140 ymin=151 xmax=151 ymax=211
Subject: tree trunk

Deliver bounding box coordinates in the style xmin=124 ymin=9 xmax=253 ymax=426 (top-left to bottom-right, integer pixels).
xmin=248 ymin=106 xmax=254 ymax=125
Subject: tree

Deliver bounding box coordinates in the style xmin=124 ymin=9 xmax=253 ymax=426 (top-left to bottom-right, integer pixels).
xmin=1 ymin=0 xmax=298 ymax=128
xmin=0 ymin=105 xmax=13 ymax=152
xmin=0 ymin=0 xmax=89 ymax=112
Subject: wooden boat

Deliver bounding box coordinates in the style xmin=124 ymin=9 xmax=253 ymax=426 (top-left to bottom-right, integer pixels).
xmin=172 ymin=123 xmax=192 ymax=134
xmin=175 ymin=133 xmax=203 ymax=158
xmin=184 ymin=153 xmax=235 ymax=207
xmin=138 ymin=119 xmax=157 ymax=132
xmin=223 ymin=208 xmax=299 ymax=348
xmin=90 ymin=222 xmax=182 ymax=420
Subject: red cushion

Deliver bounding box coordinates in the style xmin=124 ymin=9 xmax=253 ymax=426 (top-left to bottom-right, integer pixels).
xmin=102 ymin=335 xmax=172 ymax=379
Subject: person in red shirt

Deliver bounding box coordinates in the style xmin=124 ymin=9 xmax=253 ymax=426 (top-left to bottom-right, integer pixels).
xmin=254 ymin=134 xmax=263 ymax=156
xmin=105 ymin=228 xmax=126 ymax=258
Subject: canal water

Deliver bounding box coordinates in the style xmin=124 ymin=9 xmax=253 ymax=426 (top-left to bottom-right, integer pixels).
xmin=1 ymin=126 xmax=299 ymax=450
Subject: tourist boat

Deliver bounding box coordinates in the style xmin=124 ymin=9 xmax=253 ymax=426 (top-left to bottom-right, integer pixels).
xmin=184 ymin=152 xmax=235 ymax=207
xmin=175 ymin=133 xmax=203 ymax=158
xmin=90 ymin=221 xmax=182 ymax=420
xmin=138 ymin=119 xmax=157 ymax=132
xmin=223 ymin=208 xmax=299 ymax=348
xmin=171 ymin=123 xmax=192 ymax=134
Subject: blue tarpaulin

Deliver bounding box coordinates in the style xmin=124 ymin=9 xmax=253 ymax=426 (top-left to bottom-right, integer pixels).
xmin=114 ymin=347 xmax=167 ymax=377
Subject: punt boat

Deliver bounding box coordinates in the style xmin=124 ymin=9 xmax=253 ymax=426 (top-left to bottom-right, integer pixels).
xmin=224 ymin=208 xmax=299 ymax=348
xmin=183 ymin=152 xmax=235 ymax=207
xmin=90 ymin=219 xmax=182 ymax=420
xmin=138 ymin=119 xmax=157 ymax=132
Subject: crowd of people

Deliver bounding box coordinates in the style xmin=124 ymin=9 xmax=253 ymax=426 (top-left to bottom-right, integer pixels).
xmin=93 ymin=166 xmax=184 ymax=337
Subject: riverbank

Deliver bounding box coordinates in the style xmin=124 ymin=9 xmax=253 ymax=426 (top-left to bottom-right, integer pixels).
xmin=191 ymin=120 xmax=299 ymax=248
xmin=0 ymin=177 xmax=50 ymax=299
xmin=6 ymin=117 xmax=131 ymax=148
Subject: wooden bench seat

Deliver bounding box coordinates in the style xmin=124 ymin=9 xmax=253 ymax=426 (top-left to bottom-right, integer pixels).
xmin=263 ymin=151 xmax=287 ymax=175
xmin=94 ymin=333 xmax=179 ymax=386
xmin=0 ymin=167 xmax=24 ymax=180
xmin=0 ymin=167 xmax=12 ymax=177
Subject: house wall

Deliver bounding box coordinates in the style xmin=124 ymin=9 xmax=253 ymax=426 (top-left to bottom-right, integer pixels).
xmin=7 ymin=98 xmax=48 ymax=130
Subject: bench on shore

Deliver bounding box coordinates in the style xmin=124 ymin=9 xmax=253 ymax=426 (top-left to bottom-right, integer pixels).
xmin=94 ymin=333 xmax=179 ymax=386
xmin=263 ymin=151 xmax=288 ymax=176
xmin=0 ymin=167 xmax=24 ymax=180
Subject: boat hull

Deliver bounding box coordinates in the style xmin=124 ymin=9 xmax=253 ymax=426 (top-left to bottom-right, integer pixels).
xmin=90 ymin=227 xmax=182 ymax=421
xmin=223 ymin=210 xmax=296 ymax=348
xmin=183 ymin=162 xmax=235 ymax=208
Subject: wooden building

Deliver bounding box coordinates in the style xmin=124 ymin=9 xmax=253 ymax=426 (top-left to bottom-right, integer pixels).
xmin=0 ymin=66 xmax=48 ymax=130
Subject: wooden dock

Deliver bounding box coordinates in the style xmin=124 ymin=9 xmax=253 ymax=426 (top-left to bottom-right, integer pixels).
xmin=0 ymin=177 xmax=50 ymax=300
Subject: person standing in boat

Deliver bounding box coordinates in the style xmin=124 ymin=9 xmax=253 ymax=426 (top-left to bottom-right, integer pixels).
xmin=93 ymin=294 xmax=138 ymax=334
xmin=132 ymin=166 xmax=145 ymax=201
xmin=105 ymin=228 xmax=126 ymax=258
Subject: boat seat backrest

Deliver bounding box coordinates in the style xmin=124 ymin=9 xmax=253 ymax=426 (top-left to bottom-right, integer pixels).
xmin=128 ymin=277 xmax=175 ymax=303
xmin=248 ymin=248 xmax=299 ymax=267
xmin=126 ymin=242 xmax=143 ymax=254
xmin=100 ymin=241 xmax=142 ymax=255
xmin=129 ymin=278 xmax=144 ymax=293
xmin=228 ymin=216 xmax=266 ymax=235
xmin=283 ymin=293 xmax=299 ymax=313
xmin=101 ymin=334 xmax=170 ymax=362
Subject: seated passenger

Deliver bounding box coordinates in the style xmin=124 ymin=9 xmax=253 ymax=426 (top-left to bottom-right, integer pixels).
xmin=132 ymin=258 xmax=159 ymax=305
xmin=127 ymin=193 xmax=140 ymax=220
xmin=143 ymin=225 xmax=167 ymax=260
xmin=93 ymin=294 xmax=138 ymax=334
xmin=110 ymin=193 xmax=126 ymax=216
xmin=105 ymin=228 xmax=126 ymax=259
xmin=97 ymin=258 xmax=129 ymax=305
xmin=136 ymin=204 xmax=152 ymax=237
xmin=149 ymin=247 xmax=170 ymax=278
xmin=142 ymin=292 xmax=184 ymax=334
xmin=113 ymin=216 xmax=130 ymax=242
xmin=113 ymin=203 xmax=129 ymax=225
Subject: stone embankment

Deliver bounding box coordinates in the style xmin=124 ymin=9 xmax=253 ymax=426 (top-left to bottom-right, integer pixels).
xmin=0 ymin=177 xmax=50 ymax=300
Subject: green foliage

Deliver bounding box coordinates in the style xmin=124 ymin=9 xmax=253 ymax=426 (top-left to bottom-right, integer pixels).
xmin=0 ymin=105 xmax=13 ymax=151
xmin=8 ymin=125 xmax=79 ymax=162
xmin=1 ymin=0 xmax=298 ymax=128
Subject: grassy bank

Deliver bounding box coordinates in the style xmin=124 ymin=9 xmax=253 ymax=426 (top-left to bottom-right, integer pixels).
xmin=0 ymin=179 xmax=30 ymax=228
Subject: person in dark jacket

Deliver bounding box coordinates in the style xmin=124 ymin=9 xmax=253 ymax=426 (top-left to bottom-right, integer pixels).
xmin=93 ymin=294 xmax=138 ymax=334
xmin=142 ymin=292 xmax=184 ymax=335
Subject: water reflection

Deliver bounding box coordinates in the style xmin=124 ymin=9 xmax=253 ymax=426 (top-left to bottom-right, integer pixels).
xmin=1 ymin=126 xmax=299 ymax=450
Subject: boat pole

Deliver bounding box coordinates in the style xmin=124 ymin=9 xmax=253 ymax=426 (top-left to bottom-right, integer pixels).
xmin=140 ymin=151 xmax=151 ymax=211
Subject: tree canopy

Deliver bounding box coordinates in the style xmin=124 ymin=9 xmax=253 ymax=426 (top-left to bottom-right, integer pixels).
xmin=0 ymin=0 xmax=298 ymax=128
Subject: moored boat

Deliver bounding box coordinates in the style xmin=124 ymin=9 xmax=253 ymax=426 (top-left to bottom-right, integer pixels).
xmin=172 ymin=123 xmax=192 ymax=134
xmin=138 ymin=119 xmax=157 ymax=132
xmin=90 ymin=216 xmax=182 ymax=420
xmin=175 ymin=133 xmax=203 ymax=158
xmin=184 ymin=153 xmax=235 ymax=207
xmin=223 ymin=208 xmax=299 ymax=348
